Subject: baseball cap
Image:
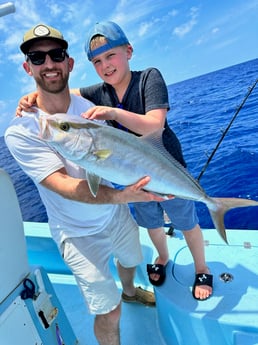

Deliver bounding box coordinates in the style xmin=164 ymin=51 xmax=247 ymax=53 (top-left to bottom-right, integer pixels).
xmin=20 ymin=24 xmax=68 ymax=54
xmin=85 ymin=21 xmax=130 ymax=61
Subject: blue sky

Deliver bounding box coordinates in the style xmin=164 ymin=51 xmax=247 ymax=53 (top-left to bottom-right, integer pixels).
xmin=0 ymin=0 xmax=257 ymax=136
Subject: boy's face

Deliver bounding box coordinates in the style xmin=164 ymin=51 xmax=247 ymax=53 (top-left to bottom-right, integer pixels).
xmin=91 ymin=45 xmax=133 ymax=85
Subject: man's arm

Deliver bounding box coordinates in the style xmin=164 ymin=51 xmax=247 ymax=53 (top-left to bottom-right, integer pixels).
xmin=41 ymin=168 xmax=166 ymax=204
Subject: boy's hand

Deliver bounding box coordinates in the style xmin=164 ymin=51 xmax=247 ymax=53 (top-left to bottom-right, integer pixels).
xmin=16 ymin=92 xmax=38 ymax=116
xmin=82 ymin=106 xmax=117 ymax=121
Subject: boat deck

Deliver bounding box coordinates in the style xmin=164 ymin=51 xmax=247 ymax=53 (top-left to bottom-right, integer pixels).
xmin=24 ymin=222 xmax=258 ymax=345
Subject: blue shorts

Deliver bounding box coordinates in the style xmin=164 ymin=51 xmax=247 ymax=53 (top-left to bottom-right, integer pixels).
xmin=133 ymin=198 xmax=199 ymax=231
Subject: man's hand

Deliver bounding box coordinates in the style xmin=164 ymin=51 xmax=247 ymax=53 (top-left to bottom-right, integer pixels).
xmin=120 ymin=176 xmax=174 ymax=203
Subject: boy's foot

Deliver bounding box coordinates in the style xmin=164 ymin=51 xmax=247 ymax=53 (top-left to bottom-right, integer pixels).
xmin=147 ymin=263 xmax=166 ymax=286
xmin=147 ymin=257 xmax=168 ymax=286
xmin=192 ymin=272 xmax=213 ymax=300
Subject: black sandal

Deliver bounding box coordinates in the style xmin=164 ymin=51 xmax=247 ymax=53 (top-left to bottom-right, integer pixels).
xmin=147 ymin=263 xmax=166 ymax=286
xmin=192 ymin=273 xmax=213 ymax=300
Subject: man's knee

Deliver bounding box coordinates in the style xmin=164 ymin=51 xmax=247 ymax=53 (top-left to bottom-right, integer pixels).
xmin=95 ymin=303 xmax=121 ymax=328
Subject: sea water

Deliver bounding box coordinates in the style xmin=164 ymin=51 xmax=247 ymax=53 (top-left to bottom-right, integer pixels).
xmin=1 ymin=58 xmax=257 ymax=229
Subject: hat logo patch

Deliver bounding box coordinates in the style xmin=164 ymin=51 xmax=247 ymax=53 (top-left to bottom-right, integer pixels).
xmin=34 ymin=25 xmax=50 ymax=37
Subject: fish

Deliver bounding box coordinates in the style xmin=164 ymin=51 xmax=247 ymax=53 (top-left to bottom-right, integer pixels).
xmin=39 ymin=113 xmax=258 ymax=244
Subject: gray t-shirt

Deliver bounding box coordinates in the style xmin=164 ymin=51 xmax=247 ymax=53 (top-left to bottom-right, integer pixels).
xmin=80 ymin=68 xmax=186 ymax=166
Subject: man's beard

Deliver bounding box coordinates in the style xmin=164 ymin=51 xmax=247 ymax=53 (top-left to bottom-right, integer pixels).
xmin=35 ymin=72 xmax=69 ymax=94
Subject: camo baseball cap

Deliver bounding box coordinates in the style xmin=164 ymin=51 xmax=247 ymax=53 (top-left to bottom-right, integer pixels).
xmin=85 ymin=21 xmax=130 ymax=61
xmin=20 ymin=24 xmax=68 ymax=54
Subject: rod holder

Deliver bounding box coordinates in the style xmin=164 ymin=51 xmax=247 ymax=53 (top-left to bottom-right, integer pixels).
xmin=0 ymin=2 xmax=15 ymax=17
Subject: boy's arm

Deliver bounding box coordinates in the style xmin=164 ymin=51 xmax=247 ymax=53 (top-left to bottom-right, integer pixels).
xmin=82 ymin=106 xmax=167 ymax=136
xmin=16 ymin=91 xmax=38 ymax=115
xmin=17 ymin=88 xmax=82 ymax=116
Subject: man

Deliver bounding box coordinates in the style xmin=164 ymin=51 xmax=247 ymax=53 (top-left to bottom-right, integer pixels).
xmin=5 ymin=24 xmax=163 ymax=345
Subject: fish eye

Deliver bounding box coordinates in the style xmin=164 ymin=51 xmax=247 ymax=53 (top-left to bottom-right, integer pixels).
xmin=60 ymin=122 xmax=70 ymax=131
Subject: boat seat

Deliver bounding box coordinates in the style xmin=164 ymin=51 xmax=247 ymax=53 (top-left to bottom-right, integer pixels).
xmin=233 ymin=330 xmax=258 ymax=345
xmin=154 ymin=229 xmax=258 ymax=345
xmin=0 ymin=168 xmax=29 ymax=303
xmin=0 ymin=169 xmax=78 ymax=344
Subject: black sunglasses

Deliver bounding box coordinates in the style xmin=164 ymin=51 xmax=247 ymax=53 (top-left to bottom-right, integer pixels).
xmin=27 ymin=48 xmax=69 ymax=65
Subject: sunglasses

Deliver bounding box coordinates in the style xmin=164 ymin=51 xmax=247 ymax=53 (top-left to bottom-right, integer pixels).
xmin=27 ymin=48 xmax=69 ymax=65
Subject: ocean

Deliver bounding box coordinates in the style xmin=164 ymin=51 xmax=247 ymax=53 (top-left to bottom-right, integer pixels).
xmin=1 ymin=58 xmax=257 ymax=229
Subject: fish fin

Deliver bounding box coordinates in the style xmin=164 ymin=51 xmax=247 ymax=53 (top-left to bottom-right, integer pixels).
xmin=140 ymin=130 xmax=184 ymax=168
xmin=93 ymin=149 xmax=112 ymax=160
xmin=208 ymin=197 xmax=258 ymax=244
xmin=140 ymin=130 xmax=205 ymax=193
xmin=141 ymin=129 xmax=165 ymax=151
xmin=86 ymin=172 xmax=101 ymax=197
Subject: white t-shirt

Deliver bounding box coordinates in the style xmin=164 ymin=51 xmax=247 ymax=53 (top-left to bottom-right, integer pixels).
xmin=5 ymin=94 xmax=117 ymax=246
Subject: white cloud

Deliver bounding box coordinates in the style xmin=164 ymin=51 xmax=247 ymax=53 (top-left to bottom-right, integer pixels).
xmin=20 ymin=74 xmax=37 ymax=95
xmin=14 ymin=0 xmax=41 ymax=27
xmin=5 ymin=32 xmax=23 ymax=50
xmin=195 ymin=27 xmax=220 ymax=46
xmin=169 ymin=9 xmax=178 ymax=17
xmin=138 ymin=21 xmax=153 ymax=37
xmin=212 ymin=27 xmax=219 ymax=34
xmin=212 ymin=37 xmax=239 ymax=51
xmin=173 ymin=6 xmax=199 ymax=38
xmin=47 ymin=3 xmax=62 ymax=17
xmin=0 ymin=100 xmax=6 ymax=110
xmin=8 ymin=53 xmax=24 ymax=65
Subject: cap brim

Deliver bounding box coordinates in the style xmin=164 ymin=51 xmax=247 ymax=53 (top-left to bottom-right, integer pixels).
xmin=20 ymin=37 xmax=68 ymax=54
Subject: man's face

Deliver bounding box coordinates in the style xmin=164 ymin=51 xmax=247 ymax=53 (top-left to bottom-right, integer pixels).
xmin=23 ymin=40 xmax=73 ymax=94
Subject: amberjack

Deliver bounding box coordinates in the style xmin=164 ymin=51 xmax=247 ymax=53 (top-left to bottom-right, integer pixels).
xmin=39 ymin=113 xmax=258 ymax=244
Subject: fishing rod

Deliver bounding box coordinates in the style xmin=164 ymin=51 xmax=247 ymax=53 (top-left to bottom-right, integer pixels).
xmin=197 ymin=78 xmax=258 ymax=182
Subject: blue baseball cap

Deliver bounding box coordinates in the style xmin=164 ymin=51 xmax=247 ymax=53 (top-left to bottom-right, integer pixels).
xmin=85 ymin=21 xmax=130 ymax=61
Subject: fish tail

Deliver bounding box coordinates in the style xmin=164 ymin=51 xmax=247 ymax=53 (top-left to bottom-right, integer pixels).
xmin=208 ymin=197 xmax=258 ymax=244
